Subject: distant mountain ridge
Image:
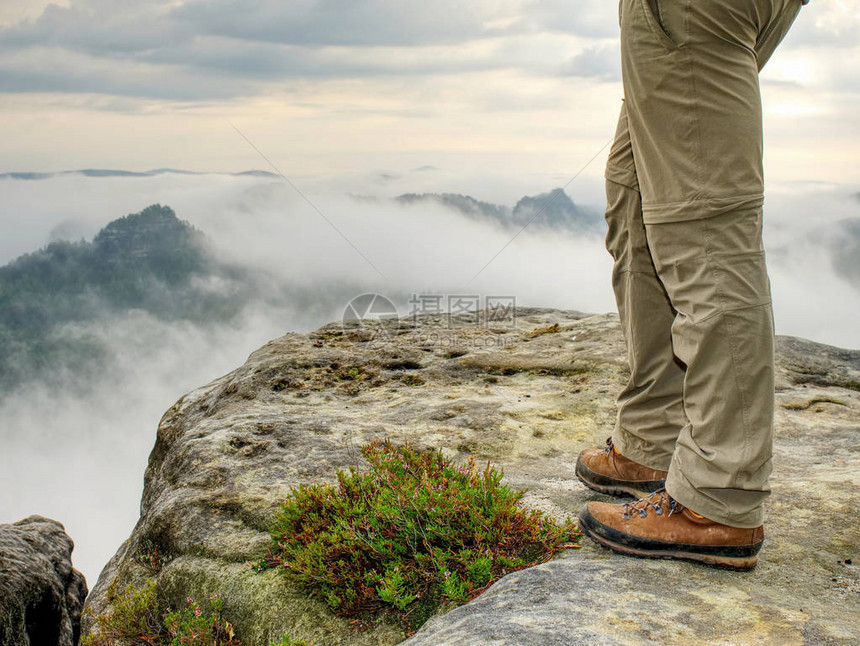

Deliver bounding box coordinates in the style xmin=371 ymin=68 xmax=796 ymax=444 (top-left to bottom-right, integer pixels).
xmin=395 ymin=187 xmax=602 ymax=232
xmin=0 ymin=168 xmax=278 ymax=180
xmin=0 ymin=204 xmax=256 ymax=392
xmin=0 ymin=186 xmax=605 ymax=394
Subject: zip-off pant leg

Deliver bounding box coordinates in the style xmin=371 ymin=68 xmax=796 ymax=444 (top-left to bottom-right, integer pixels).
xmin=647 ymin=207 xmax=776 ymax=528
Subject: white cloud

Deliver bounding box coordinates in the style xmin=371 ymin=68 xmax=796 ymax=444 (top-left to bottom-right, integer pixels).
xmin=1 ymin=171 xmax=858 ymax=587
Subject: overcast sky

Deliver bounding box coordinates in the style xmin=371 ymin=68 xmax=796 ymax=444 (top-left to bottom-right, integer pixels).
xmin=0 ymin=0 xmax=857 ymax=195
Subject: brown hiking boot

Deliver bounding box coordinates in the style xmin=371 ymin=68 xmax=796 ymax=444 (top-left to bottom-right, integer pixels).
xmin=575 ymin=436 xmax=668 ymax=498
xmin=578 ymin=489 xmax=764 ymax=570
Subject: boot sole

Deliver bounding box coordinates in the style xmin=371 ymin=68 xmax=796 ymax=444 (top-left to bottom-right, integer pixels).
xmin=578 ymin=508 xmax=761 ymax=571
xmin=575 ymin=455 xmax=666 ymax=499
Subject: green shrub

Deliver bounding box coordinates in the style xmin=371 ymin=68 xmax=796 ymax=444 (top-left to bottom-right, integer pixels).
xmin=81 ymin=578 xmax=239 ymax=646
xmin=162 ymin=592 xmax=238 ymax=646
xmin=132 ymin=536 xmax=173 ymax=573
xmin=255 ymin=438 xmax=580 ymax=632
xmin=81 ymin=578 xmax=161 ymax=644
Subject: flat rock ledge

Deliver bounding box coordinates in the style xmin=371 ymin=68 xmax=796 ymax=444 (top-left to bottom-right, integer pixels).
xmin=82 ymin=308 xmax=859 ymax=645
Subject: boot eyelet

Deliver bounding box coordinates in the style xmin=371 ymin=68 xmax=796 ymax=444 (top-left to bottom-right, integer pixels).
xmin=639 ymin=509 xmax=647 ymax=518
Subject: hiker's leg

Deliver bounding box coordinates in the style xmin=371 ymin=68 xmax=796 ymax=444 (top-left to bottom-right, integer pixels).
xmin=603 ymin=100 xmax=686 ymax=471
xmin=619 ymin=0 xmax=802 ymax=527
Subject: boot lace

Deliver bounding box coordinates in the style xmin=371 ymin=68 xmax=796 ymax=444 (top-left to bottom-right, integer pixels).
xmin=601 ymin=436 xmax=615 ymax=454
xmin=622 ymin=488 xmax=684 ymax=521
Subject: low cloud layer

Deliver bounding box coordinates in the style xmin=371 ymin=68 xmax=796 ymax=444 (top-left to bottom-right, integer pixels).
xmin=1 ymin=171 xmax=858 ymax=587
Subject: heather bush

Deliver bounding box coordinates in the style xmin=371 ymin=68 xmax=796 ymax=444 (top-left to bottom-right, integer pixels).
xmin=255 ymin=438 xmax=580 ymax=633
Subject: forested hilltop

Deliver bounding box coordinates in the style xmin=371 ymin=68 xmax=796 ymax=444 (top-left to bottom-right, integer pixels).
xmin=0 ymin=205 xmax=254 ymax=393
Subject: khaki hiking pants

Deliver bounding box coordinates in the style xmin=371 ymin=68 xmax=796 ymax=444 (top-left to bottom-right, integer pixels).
xmin=606 ymin=0 xmax=803 ymax=528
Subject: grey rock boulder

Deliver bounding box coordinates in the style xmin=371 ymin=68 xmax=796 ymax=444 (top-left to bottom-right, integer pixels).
xmin=0 ymin=515 xmax=88 ymax=646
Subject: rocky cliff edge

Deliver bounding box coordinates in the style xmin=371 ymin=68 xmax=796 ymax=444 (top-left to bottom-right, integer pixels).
xmin=81 ymin=308 xmax=860 ymax=645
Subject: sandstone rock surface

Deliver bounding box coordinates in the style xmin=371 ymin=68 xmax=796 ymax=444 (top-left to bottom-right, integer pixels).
xmin=0 ymin=515 xmax=88 ymax=646
xmin=82 ymin=308 xmax=859 ymax=645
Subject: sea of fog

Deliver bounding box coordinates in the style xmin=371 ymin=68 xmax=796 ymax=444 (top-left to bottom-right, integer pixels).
xmin=0 ymin=170 xmax=857 ymax=588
